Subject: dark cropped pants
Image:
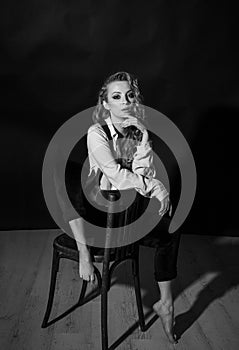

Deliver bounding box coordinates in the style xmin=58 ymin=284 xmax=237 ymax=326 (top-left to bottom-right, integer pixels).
xmin=138 ymin=218 xmax=181 ymax=282
xmin=82 ymin=190 xmax=181 ymax=283
xmin=65 ymin=162 xmax=181 ymax=282
xmin=114 ymin=191 xmax=181 ymax=282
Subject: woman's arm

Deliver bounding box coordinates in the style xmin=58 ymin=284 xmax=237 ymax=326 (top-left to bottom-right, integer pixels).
xmin=119 ymin=118 xmax=170 ymax=206
xmin=87 ymin=124 xmax=168 ymax=202
xmin=88 ymin=125 xmax=149 ymax=193
xmin=132 ymin=140 xmax=156 ymax=179
xmin=69 ymin=218 xmax=95 ymax=282
xmin=121 ymin=117 xmax=155 ymax=178
xmin=69 ymin=217 xmax=87 ymax=249
xmin=53 ymin=167 xmax=95 ymax=282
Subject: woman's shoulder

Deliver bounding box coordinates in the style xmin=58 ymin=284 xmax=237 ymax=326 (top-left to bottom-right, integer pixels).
xmin=88 ymin=122 xmax=103 ymax=132
xmin=87 ymin=122 xmax=107 ymax=139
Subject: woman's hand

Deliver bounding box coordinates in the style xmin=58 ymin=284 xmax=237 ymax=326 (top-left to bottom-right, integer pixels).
xmin=79 ymin=257 xmax=96 ymax=283
xmin=158 ymin=195 xmax=173 ymax=217
xmin=69 ymin=218 xmax=96 ymax=283
xmin=121 ymin=117 xmax=149 ymax=144
xmin=79 ymin=247 xmax=96 ymax=284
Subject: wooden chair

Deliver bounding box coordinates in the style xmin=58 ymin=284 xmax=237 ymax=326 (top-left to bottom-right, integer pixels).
xmin=41 ymin=190 xmax=149 ymax=350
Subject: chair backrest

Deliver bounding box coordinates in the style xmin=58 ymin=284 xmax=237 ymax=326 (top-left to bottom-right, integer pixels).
xmin=102 ymin=189 xmax=149 ymax=261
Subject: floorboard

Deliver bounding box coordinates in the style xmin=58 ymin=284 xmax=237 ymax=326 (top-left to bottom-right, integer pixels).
xmin=0 ymin=229 xmax=239 ymax=350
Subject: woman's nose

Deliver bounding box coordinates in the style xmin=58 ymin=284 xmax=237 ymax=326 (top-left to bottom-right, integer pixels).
xmin=122 ymin=95 xmax=130 ymax=104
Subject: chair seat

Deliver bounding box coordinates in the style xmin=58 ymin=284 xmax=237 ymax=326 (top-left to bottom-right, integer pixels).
xmin=53 ymin=233 xmax=136 ymax=263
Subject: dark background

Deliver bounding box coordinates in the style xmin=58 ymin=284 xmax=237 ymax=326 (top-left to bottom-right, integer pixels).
xmin=1 ymin=0 xmax=238 ymax=235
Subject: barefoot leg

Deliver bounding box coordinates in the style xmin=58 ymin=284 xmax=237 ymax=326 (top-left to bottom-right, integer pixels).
xmin=153 ymin=300 xmax=177 ymax=344
xmin=153 ymin=280 xmax=177 ymax=344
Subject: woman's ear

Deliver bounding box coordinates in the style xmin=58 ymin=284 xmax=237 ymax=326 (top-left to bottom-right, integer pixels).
xmin=103 ymin=100 xmax=110 ymax=110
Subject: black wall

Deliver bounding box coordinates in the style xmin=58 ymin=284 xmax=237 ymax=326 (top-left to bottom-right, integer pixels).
xmin=1 ymin=1 xmax=238 ymax=235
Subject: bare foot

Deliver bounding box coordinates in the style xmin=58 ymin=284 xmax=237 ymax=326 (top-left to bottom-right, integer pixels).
xmin=153 ymin=300 xmax=177 ymax=344
xmin=79 ymin=250 xmax=96 ymax=283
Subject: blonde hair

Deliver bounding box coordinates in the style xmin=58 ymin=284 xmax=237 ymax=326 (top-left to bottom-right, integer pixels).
xmin=92 ymin=71 xmax=145 ymax=123
xmin=92 ymin=72 xmax=147 ymax=166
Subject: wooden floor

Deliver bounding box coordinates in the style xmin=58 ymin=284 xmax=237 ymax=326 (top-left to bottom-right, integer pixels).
xmin=0 ymin=229 xmax=239 ymax=350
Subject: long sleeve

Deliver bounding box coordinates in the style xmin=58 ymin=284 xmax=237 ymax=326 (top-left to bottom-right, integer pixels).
xmin=87 ymin=124 xmax=168 ymax=200
xmin=132 ymin=141 xmax=168 ymax=201
xmin=87 ymin=124 xmax=147 ymax=192
xmin=132 ymin=141 xmax=156 ymax=179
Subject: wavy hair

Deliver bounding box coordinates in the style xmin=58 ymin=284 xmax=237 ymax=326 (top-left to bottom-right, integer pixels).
xmin=92 ymin=72 xmax=146 ymax=166
xmin=92 ymin=71 xmax=145 ymax=123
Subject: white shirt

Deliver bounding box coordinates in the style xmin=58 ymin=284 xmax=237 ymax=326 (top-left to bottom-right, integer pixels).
xmin=87 ymin=117 xmax=168 ymax=201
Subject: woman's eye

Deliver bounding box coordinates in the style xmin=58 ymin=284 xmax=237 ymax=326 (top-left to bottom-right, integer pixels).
xmin=128 ymin=92 xmax=135 ymax=99
xmin=112 ymin=95 xmax=121 ymax=100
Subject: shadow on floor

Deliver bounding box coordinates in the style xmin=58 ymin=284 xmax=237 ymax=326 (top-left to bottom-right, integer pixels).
xmin=110 ymin=234 xmax=239 ymax=340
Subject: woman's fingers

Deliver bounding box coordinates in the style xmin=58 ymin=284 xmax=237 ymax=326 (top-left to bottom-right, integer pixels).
xmin=79 ymin=259 xmax=95 ymax=283
xmin=79 ymin=272 xmax=96 ymax=283
xmin=90 ymin=274 xmax=96 ymax=284
xmin=121 ymin=117 xmax=145 ymax=133
xmin=158 ymin=196 xmax=171 ymax=217
xmin=158 ymin=202 xmax=166 ymax=216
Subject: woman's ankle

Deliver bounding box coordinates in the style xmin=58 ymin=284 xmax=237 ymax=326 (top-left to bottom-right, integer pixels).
xmin=155 ymin=298 xmax=173 ymax=308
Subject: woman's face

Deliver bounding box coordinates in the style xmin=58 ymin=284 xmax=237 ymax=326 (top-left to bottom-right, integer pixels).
xmin=103 ymin=80 xmax=136 ymax=120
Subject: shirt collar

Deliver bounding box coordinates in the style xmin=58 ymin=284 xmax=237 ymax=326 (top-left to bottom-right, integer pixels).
xmin=105 ymin=117 xmax=118 ymax=139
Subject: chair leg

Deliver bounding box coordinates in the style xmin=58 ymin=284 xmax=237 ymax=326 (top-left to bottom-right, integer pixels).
xmin=78 ymin=279 xmax=88 ymax=304
xmin=132 ymin=248 xmax=146 ymax=332
xmin=41 ymin=248 xmax=60 ymax=328
xmin=101 ymin=259 xmax=110 ymax=350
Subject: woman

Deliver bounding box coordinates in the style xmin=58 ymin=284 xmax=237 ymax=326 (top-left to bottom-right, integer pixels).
xmin=69 ymin=71 xmax=179 ymax=344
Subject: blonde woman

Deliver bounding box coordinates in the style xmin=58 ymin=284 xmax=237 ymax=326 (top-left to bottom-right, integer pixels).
xmin=69 ymin=72 xmax=179 ymax=344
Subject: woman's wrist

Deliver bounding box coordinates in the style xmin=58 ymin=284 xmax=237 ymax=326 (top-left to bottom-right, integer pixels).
xmin=77 ymin=242 xmax=89 ymax=251
xmin=141 ymin=129 xmax=149 ymax=144
xmin=69 ymin=218 xmax=89 ymax=250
